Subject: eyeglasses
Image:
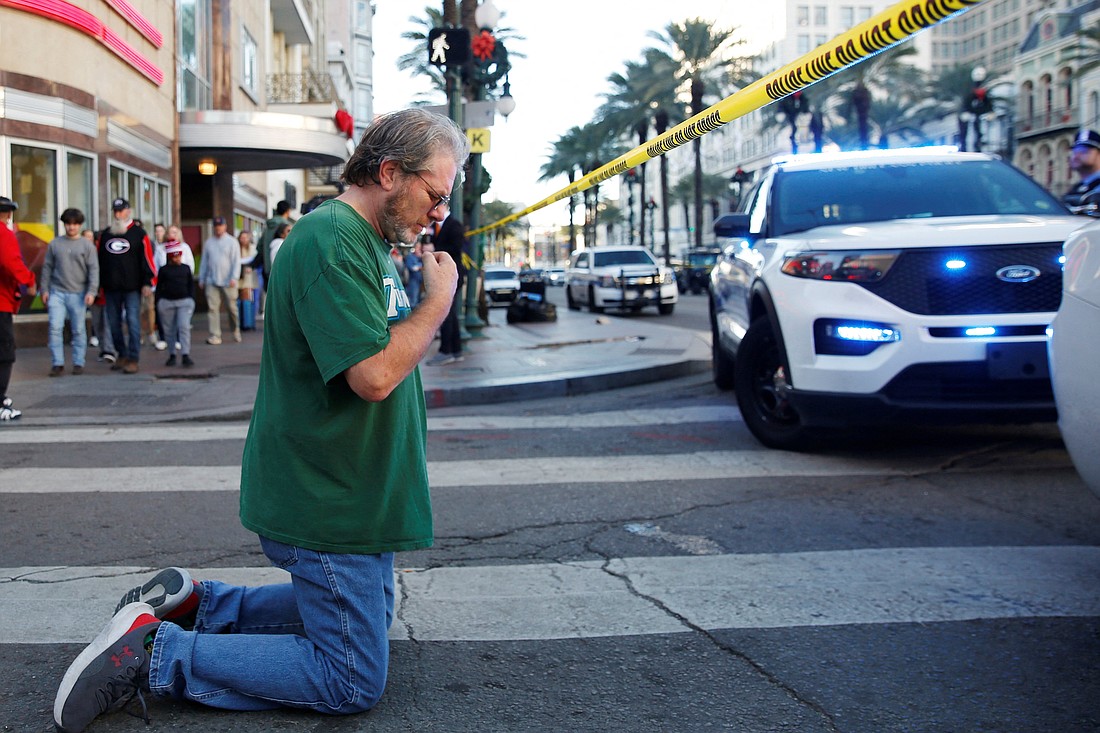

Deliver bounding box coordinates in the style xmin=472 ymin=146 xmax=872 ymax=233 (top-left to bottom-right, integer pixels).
xmin=411 ymin=171 xmax=451 ymax=212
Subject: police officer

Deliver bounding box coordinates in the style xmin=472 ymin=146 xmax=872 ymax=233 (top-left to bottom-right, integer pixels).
xmin=1064 ymin=128 xmax=1100 ymax=215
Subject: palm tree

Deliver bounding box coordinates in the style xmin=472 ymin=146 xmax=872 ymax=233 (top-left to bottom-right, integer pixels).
xmin=650 ymin=18 xmax=747 ymax=247
xmin=396 ymin=7 xmax=447 ymax=103
xmin=540 ymin=126 xmax=588 ymax=251
xmin=831 ymin=45 xmax=920 ymax=150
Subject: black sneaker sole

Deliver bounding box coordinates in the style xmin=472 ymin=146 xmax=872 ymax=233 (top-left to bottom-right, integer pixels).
xmin=115 ymin=567 xmax=192 ymax=617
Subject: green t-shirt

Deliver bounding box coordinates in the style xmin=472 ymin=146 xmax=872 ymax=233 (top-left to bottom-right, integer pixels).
xmin=240 ymin=199 xmax=430 ymax=554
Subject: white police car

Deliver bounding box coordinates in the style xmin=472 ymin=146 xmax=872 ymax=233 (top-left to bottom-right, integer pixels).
xmin=1050 ymin=218 xmax=1100 ymax=498
xmin=709 ymin=146 xmax=1085 ymax=450
xmin=565 ymin=245 xmax=677 ymax=315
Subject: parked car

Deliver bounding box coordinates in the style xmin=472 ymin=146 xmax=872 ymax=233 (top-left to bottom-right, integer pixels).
xmin=565 ymin=246 xmax=677 ymax=315
xmin=675 ymin=247 xmax=722 ymax=294
xmin=546 ymin=267 xmax=566 ymax=286
xmin=1050 ymin=218 xmax=1100 ymax=499
xmin=482 ymin=265 xmax=520 ymax=306
xmin=709 ymin=146 xmax=1086 ymax=450
xmin=519 ymin=267 xmax=546 ymax=284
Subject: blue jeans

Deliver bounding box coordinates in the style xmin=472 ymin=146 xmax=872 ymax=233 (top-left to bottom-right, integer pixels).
xmin=149 ymin=538 xmax=394 ymax=714
xmin=105 ymin=289 xmax=142 ymax=362
xmin=47 ymin=290 xmax=88 ymax=367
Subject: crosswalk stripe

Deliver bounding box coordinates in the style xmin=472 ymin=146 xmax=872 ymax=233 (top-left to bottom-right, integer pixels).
xmin=0 ymin=449 xmax=990 ymax=493
xmin=0 ymin=407 xmax=738 ymax=444
xmin=4 ymin=545 xmax=1098 ymax=644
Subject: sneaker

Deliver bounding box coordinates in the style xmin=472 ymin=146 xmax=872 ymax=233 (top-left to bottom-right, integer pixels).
xmin=451 ymin=353 xmax=465 ymax=363
xmin=425 ymin=352 xmax=456 ymax=366
xmin=100 ymin=352 xmax=117 ymax=364
xmin=206 ymin=335 xmax=222 ymax=345
xmin=0 ymin=397 xmax=21 ymax=421
xmin=115 ymin=568 xmax=199 ymax=625
xmin=165 ymin=355 xmax=177 ymax=367
xmin=233 ymin=330 xmax=242 ymax=343
xmin=89 ymin=336 xmax=99 ymax=348
xmin=49 ymin=365 xmax=64 ymax=377
xmin=53 ymin=602 xmax=160 ymax=733
xmin=122 ymin=361 xmax=139 ymax=375
xmin=174 ymin=342 xmax=181 ymax=351
xmin=154 ymin=340 xmax=168 ymax=351
xmin=72 ymin=365 xmax=84 ymax=376
xmin=181 ymin=355 xmax=194 ymax=368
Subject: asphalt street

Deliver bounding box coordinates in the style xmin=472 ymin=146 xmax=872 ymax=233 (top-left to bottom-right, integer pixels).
xmin=1 ymin=292 xmax=1099 ymax=732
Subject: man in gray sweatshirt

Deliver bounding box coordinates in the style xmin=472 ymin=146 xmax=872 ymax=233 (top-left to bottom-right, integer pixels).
xmin=41 ymin=208 xmax=99 ymax=375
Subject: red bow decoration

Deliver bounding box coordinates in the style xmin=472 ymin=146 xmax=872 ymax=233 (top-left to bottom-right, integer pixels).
xmin=334 ymin=109 xmax=354 ymax=139
xmin=472 ymin=30 xmax=496 ymax=62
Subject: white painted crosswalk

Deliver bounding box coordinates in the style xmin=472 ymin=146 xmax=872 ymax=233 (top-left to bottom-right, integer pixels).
xmin=4 ymin=545 xmax=1100 ymax=644
xmin=1 ymin=418 xmax=1096 ymax=650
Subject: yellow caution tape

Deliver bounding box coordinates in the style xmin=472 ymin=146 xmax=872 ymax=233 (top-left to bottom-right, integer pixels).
xmin=468 ymin=0 xmax=988 ymax=236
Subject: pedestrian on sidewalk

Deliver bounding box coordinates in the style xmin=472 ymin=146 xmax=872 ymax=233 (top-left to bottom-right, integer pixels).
xmin=405 ymin=240 xmax=424 ymax=306
xmin=0 ymin=195 xmax=36 ymax=420
xmin=53 ymin=108 xmax=470 ymax=732
xmin=40 ymin=208 xmax=98 ymax=376
xmin=237 ymin=229 xmax=258 ymax=331
xmin=198 ymin=216 xmax=241 ymax=345
xmin=155 ymin=241 xmax=195 ymax=367
xmin=425 ymin=204 xmax=466 ymax=365
xmin=266 ymin=223 xmax=292 ymax=271
xmin=98 ymin=198 xmax=155 ymax=374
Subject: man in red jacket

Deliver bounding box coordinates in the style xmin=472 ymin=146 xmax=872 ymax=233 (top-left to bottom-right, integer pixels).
xmin=0 ymin=195 xmax=37 ymax=420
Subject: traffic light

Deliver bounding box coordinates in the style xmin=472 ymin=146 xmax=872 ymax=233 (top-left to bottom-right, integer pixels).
xmin=427 ymin=28 xmax=470 ymax=68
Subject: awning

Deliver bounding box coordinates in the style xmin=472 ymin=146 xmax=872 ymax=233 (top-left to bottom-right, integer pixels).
xmin=178 ymin=109 xmax=348 ymax=173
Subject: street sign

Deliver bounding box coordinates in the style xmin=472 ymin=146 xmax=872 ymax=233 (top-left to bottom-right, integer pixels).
xmin=467 ymin=128 xmax=490 ymax=154
xmin=424 ymin=100 xmax=497 ymax=128
xmin=427 ymin=28 xmax=470 ymax=67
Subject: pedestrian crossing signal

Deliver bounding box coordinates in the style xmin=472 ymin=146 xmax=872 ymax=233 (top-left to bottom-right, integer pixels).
xmin=428 ymin=28 xmax=471 ymax=67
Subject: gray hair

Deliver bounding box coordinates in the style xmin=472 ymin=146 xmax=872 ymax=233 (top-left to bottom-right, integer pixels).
xmin=342 ymin=108 xmax=470 ymax=187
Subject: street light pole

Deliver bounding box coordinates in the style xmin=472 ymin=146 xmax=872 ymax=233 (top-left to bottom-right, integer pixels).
xmin=461 ymin=0 xmax=512 ymax=333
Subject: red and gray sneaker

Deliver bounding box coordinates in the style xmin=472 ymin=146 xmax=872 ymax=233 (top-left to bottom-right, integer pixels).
xmin=115 ymin=567 xmax=201 ymax=629
xmin=53 ymin=602 xmax=160 ymax=733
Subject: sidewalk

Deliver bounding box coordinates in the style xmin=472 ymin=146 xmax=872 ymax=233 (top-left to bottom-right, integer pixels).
xmin=4 ymin=307 xmax=710 ymax=425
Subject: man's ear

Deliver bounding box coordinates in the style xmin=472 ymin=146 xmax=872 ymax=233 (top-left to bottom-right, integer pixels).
xmin=378 ymin=159 xmax=402 ymax=192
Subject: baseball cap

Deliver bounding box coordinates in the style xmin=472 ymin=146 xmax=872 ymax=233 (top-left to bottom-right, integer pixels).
xmin=1073 ymin=128 xmax=1100 ymax=151
xmin=165 ymin=241 xmax=186 ymax=255
xmin=111 ymin=197 xmax=130 ymax=211
xmin=0 ymin=196 xmax=17 ymax=212
xmin=213 ymin=216 xmax=227 ymax=226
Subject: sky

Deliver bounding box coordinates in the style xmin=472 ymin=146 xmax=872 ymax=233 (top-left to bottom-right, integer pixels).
xmin=369 ymin=2 xmax=782 ymax=228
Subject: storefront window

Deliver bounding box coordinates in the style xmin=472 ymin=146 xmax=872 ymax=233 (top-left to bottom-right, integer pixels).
xmin=66 ymin=153 xmax=95 ymax=228
xmin=9 ymin=143 xmax=57 ymax=312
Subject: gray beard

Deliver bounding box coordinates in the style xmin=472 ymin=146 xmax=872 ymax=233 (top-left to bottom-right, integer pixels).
xmin=110 ymin=221 xmax=130 ymax=235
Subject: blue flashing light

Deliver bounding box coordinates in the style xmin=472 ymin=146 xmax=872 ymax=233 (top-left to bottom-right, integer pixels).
xmin=833 ymin=324 xmax=900 ymax=343
xmin=965 ymin=326 xmax=996 ymax=337
xmin=945 ymin=259 xmax=966 ymax=270
xmin=1058 ymin=254 xmax=1066 ymax=266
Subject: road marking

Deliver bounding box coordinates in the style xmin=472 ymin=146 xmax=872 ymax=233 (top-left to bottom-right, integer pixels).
xmin=0 ymin=449 xmax=974 ymax=494
xmin=4 ymin=546 xmax=1098 ymax=644
xmin=0 ymin=407 xmax=738 ymax=444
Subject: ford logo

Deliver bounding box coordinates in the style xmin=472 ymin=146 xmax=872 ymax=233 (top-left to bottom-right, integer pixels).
xmin=996 ymin=265 xmax=1040 ymax=283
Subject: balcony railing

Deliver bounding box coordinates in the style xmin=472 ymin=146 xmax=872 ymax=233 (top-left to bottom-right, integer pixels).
xmin=267 ymin=72 xmax=337 ymax=105
xmin=1016 ymin=105 xmax=1079 ymax=136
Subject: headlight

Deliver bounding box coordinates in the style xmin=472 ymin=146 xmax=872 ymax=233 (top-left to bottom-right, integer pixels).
xmin=660 ymin=270 xmax=675 ymax=285
xmin=598 ymin=275 xmax=616 ymax=287
xmin=781 ymin=250 xmax=900 ymax=282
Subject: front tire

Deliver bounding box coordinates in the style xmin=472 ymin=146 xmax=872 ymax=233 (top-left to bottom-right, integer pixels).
xmin=658 ymin=302 xmax=675 ymax=315
xmin=734 ymin=317 xmax=811 ymax=451
xmin=710 ymin=302 xmax=735 ymax=391
xmin=566 ymin=286 xmax=579 ymax=311
xmin=588 ymin=286 xmax=604 ymax=314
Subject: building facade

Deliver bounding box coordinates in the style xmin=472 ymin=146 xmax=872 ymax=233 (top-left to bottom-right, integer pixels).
xmin=0 ymin=0 xmax=358 ymax=314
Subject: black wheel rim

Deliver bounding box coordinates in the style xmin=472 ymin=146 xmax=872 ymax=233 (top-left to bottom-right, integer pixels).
xmin=751 ymin=331 xmax=799 ymax=426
